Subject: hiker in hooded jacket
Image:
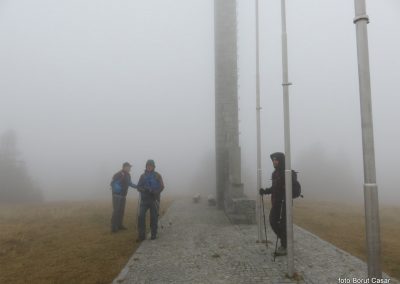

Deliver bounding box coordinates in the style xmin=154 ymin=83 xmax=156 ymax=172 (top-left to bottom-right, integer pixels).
xmin=137 ymin=159 xmax=164 ymax=242
xmin=110 ymin=162 xmax=138 ymax=233
xmin=259 ymin=152 xmax=300 ymax=256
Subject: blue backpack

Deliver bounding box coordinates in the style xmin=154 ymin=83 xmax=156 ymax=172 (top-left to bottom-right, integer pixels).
xmin=111 ymin=179 xmax=122 ymax=194
xmin=144 ymin=173 xmax=161 ymax=194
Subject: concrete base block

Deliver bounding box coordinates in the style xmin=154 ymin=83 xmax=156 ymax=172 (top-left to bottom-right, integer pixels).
xmin=225 ymin=196 xmax=256 ymax=224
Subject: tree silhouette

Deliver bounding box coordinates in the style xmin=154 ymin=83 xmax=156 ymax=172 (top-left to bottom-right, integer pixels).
xmin=0 ymin=130 xmax=43 ymax=203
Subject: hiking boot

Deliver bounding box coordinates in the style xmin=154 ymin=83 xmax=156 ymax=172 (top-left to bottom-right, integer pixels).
xmin=150 ymin=235 xmax=157 ymax=240
xmin=119 ymin=225 xmax=127 ymax=230
xmin=275 ymin=246 xmax=287 ymax=256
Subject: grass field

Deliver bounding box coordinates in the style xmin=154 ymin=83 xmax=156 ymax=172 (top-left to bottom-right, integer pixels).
xmin=0 ymin=197 xmax=171 ymax=284
xmin=293 ymin=200 xmax=400 ymax=280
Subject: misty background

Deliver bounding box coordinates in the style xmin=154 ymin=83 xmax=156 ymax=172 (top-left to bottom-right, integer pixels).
xmin=0 ymin=0 xmax=399 ymax=204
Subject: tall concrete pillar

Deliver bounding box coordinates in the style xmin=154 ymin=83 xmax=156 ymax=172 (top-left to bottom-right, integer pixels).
xmin=214 ymin=0 xmax=240 ymax=209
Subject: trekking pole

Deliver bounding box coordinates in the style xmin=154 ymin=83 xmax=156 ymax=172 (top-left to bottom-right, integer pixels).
xmin=156 ymin=199 xmax=160 ymax=214
xmin=155 ymin=199 xmax=163 ymax=229
xmin=261 ymin=194 xmax=268 ymax=248
xmin=136 ymin=196 xmax=141 ymax=232
xmin=273 ymin=199 xmax=285 ymax=262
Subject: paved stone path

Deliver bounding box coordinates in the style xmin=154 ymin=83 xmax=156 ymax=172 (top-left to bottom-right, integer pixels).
xmin=113 ymin=198 xmax=398 ymax=284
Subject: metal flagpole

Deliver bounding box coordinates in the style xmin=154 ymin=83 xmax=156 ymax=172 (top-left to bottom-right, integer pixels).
xmin=353 ymin=0 xmax=382 ymax=278
xmin=255 ymin=0 xmax=264 ymax=244
xmin=280 ymin=0 xmax=294 ymax=277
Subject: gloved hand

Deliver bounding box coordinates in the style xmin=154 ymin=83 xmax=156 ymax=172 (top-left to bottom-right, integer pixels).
xmin=260 ymin=188 xmax=272 ymax=195
xmin=137 ymin=186 xmax=150 ymax=193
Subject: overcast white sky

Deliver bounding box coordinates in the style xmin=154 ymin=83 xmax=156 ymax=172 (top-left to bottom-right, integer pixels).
xmin=0 ymin=0 xmax=399 ymax=203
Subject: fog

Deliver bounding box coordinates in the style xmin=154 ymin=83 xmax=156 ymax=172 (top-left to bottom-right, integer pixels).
xmin=0 ymin=0 xmax=399 ymax=204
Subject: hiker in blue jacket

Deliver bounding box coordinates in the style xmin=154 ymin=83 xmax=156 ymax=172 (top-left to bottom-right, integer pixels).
xmin=136 ymin=159 xmax=164 ymax=241
xmin=110 ymin=162 xmax=137 ymax=233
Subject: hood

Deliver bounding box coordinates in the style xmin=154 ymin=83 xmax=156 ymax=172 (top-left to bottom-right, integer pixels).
xmin=146 ymin=159 xmax=155 ymax=168
xmin=270 ymin=152 xmax=285 ymax=170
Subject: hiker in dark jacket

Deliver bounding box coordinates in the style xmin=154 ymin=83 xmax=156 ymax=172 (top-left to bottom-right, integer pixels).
xmin=259 ymin=152 xmax=298 ymax=256
xmin=136 ymin=159 xmax=164 ymax=241
xmin=110 ymin=162 xmax=137 ymax=233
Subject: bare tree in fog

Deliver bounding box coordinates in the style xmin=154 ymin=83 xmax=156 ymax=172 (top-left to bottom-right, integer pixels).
xmin=0 ymin=130 xmax=43 ymax=203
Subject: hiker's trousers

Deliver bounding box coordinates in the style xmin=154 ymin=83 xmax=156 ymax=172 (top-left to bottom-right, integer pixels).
xmin=138 ymin=199 xmax=159 ymax=239
xmin=269 ymin=201 xmax=287 ymax=248
xmin=111 ymin=193 xmax=126 ymax=231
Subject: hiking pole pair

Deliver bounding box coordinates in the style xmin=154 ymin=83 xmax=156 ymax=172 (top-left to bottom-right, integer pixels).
xmin=261 ymin=194 xmax=268 ymax=248
xmin=273 ymin=199 xmax=285 ymax=262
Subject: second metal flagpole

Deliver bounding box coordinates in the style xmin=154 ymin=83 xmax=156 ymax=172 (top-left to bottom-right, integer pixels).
xmin=255 ymin=0 xmax=264 ymax=244
xmin=280 ymin=0 xmax=294 ymax=277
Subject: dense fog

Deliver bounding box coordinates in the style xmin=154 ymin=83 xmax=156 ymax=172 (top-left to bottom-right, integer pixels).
xmin=0 ymin=0 xmax=399 ymax=204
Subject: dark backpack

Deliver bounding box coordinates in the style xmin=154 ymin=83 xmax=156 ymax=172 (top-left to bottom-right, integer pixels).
xmin=291 ymin=170 xmax=302 ymax=199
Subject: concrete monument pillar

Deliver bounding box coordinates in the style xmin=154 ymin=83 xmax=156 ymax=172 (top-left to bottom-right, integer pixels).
xmin=214 ymin=0 xmax=256 ymax=224
xmin=214 ymin=0 xmax=240 ymax=209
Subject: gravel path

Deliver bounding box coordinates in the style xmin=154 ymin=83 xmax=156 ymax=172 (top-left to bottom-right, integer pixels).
xmin=113 ymin=198 xmax=398 ymax=284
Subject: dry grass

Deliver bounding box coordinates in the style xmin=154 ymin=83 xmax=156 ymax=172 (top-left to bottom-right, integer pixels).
xmin=0 ymin=196 xmax=171 ymax=284
xmin=293 ymin=199 xmax=400 ymax=280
